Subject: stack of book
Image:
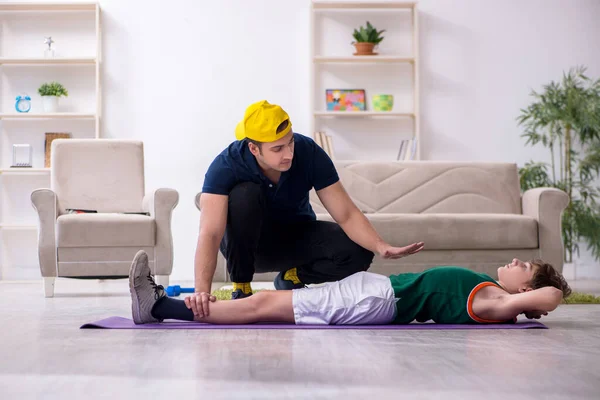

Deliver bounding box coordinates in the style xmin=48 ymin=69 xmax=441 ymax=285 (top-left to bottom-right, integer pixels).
xmin=314 ymin=131 xmax=335 ymax=160
xmin=397 ymin=138 xmax=418 ymax=161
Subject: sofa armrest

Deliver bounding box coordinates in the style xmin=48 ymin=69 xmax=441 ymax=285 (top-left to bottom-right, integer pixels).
xmin=522 ymin=187 xmax=569 ymax=272
xmin=31 ymin=189 xmax=58 ymax=278
xmin=143 ymin=188 xmax=179 ymax=275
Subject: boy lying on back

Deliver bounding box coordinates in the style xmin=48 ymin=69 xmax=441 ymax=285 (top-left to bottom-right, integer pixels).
xmin=128 ymin=251 xmax=570 ymax=326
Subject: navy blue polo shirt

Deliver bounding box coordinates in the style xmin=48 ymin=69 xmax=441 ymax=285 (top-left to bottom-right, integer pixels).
xmin=202 ymin=133 xmax=339 ymax=222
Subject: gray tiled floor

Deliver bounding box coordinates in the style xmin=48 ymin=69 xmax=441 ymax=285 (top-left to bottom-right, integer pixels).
xmin=0 ymin=278 xmax=599 ymax=400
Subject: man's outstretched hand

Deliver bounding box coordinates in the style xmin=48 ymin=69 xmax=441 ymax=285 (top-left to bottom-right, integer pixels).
xmin=377 ymin=242 xmax=425 ymax=259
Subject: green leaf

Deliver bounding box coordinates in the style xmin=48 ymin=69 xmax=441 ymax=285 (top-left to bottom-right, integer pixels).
xmin=37 ymin=81 xmax=68 ymax=97
xmin=516 ymin=65 xmax=600 ymax=262
xmin=518 ymin=161 xmax=551 ymax=191
xmin=352 ymin=21 xmax=385 ymax=44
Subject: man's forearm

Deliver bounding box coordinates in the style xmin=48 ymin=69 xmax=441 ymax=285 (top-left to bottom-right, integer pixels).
xmin=194 ymin=233 xmax=221 ymax=293
xmin=338 ymin=209 xmax=385 ymax=253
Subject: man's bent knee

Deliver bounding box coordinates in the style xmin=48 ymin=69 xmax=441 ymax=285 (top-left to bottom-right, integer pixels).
xmin=229 ymin=182 xmax=262 ymax=202
xmin=350 ymin=245 xmax=374 ymax=273
xmin=228 ymin=182 xmax=264 ymax=216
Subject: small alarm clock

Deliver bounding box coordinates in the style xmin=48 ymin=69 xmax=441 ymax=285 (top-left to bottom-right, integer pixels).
xmin=15 ymin=94 xmax=32 ymax=113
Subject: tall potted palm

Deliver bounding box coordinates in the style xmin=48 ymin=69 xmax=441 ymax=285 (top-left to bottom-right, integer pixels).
xmin=518 ymin=66 xmax=600 ymax=274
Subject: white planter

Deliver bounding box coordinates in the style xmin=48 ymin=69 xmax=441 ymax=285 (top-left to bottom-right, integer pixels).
xmin=41 ymin=96 xmax=59 ymax=113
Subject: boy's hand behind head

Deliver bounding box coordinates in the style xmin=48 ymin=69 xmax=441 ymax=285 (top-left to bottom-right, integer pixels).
xmin=523 ymin=310 xmax=548 ymax=319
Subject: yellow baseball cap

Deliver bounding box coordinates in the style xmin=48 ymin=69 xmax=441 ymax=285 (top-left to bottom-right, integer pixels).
xmin=235 ymin=100 xmax=292 ymax=142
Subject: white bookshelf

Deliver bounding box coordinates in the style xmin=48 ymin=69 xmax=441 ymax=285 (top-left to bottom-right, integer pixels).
xmin=314 ymin=111 xmax=414 ymax=118
xmin=314 ymin=55 xmax=414 ymax=63
xmin=0 ymin=168 xmax=50 ymax=175
xmin=0 ymin=112 xmax=96 ymax=120
xmin=310 ymin=1 xmax=420 ymax=160
xmin=0 ymin=57 xmax=96 ymax=65
xmin=0 ymin=224 xmax=37 ymax=230
xmin=313 ymin=2 xmax=416 ymax=10
xmin=0 ymin=3 xmax=101 ymax=280
xmin=0 ymin=3 xmax=97 ymax=11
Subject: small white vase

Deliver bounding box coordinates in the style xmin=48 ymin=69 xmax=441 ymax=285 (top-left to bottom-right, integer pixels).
xmin=41 ymin=96 xmax=59 ymax=113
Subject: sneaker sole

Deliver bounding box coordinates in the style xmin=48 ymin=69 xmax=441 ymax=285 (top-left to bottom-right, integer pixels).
xmin=128 ymin=250 xmax=147 ymax=325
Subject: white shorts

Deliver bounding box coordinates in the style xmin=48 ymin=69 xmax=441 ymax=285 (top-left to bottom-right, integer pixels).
xmin=292 ymin=271 xmax=397 ymax=325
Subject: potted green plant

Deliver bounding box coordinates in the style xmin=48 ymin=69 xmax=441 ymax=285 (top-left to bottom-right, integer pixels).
xmin=517 ymin=66 xmax=600 ymax=277
xmin=351 ymin=21 xmax=385 ymax=56
xmin=38 ymin=81 xmax=68 ymax=113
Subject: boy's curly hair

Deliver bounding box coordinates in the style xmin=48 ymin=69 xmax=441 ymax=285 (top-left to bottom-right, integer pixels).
xmin=529 ymin=259 xmax=572 ymax=298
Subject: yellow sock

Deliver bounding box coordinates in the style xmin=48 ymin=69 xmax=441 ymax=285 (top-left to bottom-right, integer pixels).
xmin=232 ymin=282 xmax=252 ymax=295
xmin=283 ymin=268 xmax=301 ymax=285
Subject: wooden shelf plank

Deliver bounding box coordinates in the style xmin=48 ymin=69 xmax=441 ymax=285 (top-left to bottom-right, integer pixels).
xmin=0 ymin=3 xmax=97 ymax=12
xmin=0 ymin=57 xmax=96 ymax=65
xmin=314 ymin=111 xmax=414 ymax=117
xmin=313 ymin=1 xmax=416 ymax=10
xmin=0 ymin=113 xmax=96 ymax=120
xmin=0 ymin=168 xmax=49 ymax=175
xmin=314 ymin=55 xmax=414 ymax=63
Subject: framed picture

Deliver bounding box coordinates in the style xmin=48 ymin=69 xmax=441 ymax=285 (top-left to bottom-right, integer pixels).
xmin=326 ymin=89 xmax=366 ymax=111
xmin=44 ymin=132 xmax=71 ymax=168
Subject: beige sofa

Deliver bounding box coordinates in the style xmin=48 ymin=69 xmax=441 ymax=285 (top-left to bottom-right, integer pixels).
xmin=206 ymin=161 xmax=568 ymax=282
xmin=31 ymin=139 xmax=179 ymax=297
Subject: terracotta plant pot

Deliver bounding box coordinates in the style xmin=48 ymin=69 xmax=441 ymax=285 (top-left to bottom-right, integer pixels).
xmin=353 ymin=42 xmax=377 ymax=56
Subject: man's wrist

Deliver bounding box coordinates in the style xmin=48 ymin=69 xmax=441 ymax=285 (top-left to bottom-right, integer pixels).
xmin=194 ymin=283 xmax=210 ymax=294
xmin=375 ymin=240 xmax=387 ymax=254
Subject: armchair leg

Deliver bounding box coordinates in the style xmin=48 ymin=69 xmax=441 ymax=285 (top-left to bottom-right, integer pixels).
xmin=44 ymin=277 xmax=55 ymax=298
xmin=155 ymin=275 xmax=169 ymax=287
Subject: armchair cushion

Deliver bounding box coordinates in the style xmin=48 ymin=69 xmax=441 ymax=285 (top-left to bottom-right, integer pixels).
xmin=51 ymin=139 xmax=145 ymax=214
xmin=57 ymin=213 xmax=156 ymax=248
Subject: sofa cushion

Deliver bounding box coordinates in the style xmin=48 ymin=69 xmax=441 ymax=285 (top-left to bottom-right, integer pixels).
xmin=57 ymin=213 xmax=156 ymax=248
xmin=310 ymin=161 xmax=522 ymax=214
xmin=316 ymin=213 xmax=538 ymax=250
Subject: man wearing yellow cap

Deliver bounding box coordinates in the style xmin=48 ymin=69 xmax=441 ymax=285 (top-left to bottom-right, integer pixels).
xmin=189 ymin=100 xmax=423 ymax=316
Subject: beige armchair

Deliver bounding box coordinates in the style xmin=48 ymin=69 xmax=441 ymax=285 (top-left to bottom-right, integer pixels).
xmin=31 ymin=139 xmax=179 ymax=297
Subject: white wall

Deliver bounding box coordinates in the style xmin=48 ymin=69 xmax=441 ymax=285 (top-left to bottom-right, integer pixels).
xmin=5 ymin=0 xmax=600 ymax=279
xmin=100 ymin=0 xmax=313 ymax=281
xmin=415 ymin=0 xmax=600 ymax=277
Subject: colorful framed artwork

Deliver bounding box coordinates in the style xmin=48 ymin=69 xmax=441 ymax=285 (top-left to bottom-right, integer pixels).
xmin=326 ymin=89 xmax=366 ymax=111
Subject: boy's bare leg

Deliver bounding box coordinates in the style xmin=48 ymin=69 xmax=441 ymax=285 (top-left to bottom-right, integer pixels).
xmin=129 ymin=249 xmax=296 ymax=324
xmin=193 ymin=291 xmax=295 ymax=324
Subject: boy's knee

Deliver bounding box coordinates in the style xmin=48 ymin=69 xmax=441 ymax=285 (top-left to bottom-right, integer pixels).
xmin=248 ymin=291 xmax=270 ymax=313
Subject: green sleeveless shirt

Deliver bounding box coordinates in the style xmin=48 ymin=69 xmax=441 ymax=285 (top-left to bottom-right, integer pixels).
xmin=389 ymin=266 xmax=514 ymax=324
